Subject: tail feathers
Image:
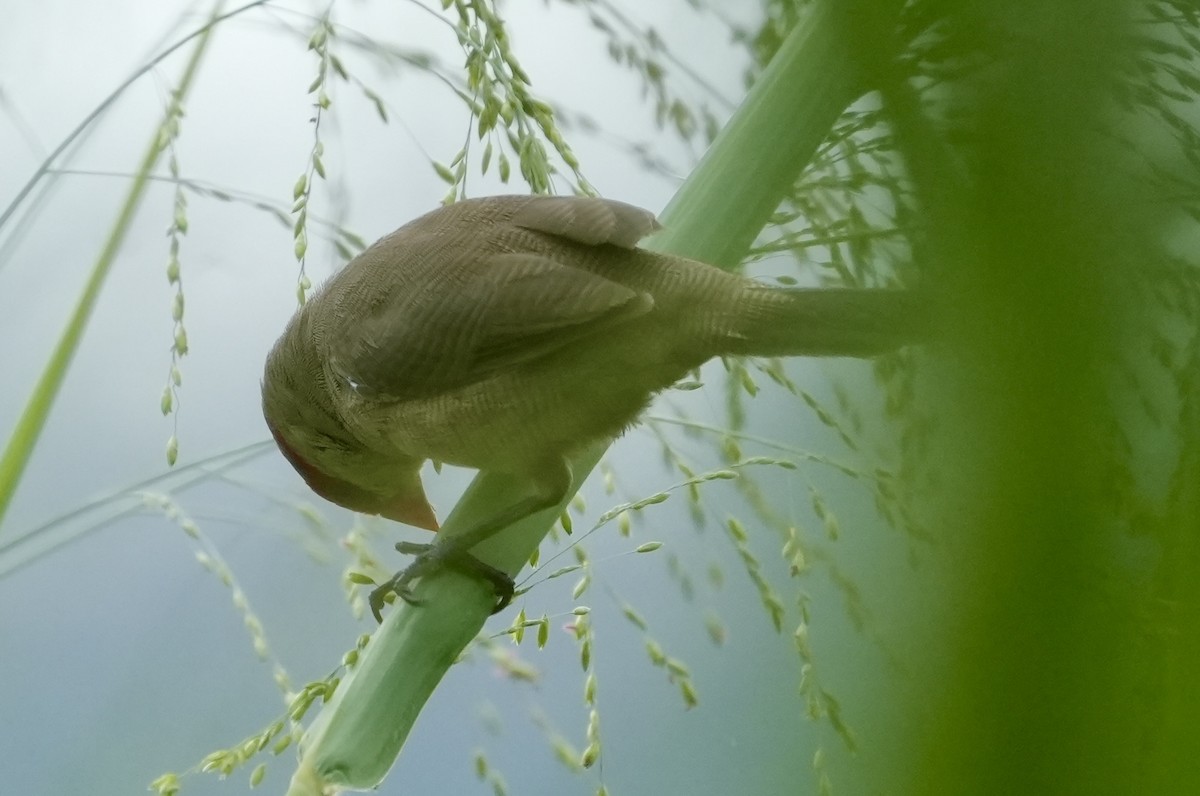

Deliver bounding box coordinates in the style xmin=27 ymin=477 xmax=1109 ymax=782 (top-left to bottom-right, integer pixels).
xmin=723 ymin=287 xmax=927 ymax=358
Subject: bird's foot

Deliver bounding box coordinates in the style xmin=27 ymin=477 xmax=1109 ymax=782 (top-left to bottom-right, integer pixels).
xmin=368 ymin=540 xmax=515 ymax=622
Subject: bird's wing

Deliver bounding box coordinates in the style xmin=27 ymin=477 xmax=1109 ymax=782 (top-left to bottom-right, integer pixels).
xmin=509 ymin=195 xmax=662 ymax=248
xmin=331 ymin=251 xmax=653 ymax=401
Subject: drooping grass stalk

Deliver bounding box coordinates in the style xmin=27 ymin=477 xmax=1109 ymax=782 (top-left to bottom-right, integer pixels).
xmin=0 ymin=440 xmax=275 ymax=578
xmin=287 ymin=2 xmax=906 ymax=792
xmin=0 ymin=2 xmax=228 ymax=532
xmin=0 ymin=0 xmax=270 ymax=241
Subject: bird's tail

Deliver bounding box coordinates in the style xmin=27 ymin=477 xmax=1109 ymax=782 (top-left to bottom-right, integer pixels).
xmin=722 ymin=286 xmax=927 ymax=358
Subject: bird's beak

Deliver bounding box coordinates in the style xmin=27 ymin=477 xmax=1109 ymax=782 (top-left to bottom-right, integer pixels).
xmin=380 ymin=479 xmax=439 ymax=531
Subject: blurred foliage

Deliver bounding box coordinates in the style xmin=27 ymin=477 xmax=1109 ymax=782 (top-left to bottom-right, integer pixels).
xmin=720 ymin=0 xmax=1200 ymax=792
xmin=746 ymin=0 xmax=1200 ymax=792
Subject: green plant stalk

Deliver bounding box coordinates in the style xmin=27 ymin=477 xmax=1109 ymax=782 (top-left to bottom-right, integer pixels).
xmin=0 ymin=3 xmax=227 ymax=533
xmin=288 ymin=1 xmax=905 ymax=792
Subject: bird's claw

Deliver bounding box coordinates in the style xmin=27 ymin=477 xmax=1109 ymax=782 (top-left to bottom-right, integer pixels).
xmin=367 ymin=571 xmax=423 ymax=623
xmin=368 ymin=540 xmax=516 ymax=623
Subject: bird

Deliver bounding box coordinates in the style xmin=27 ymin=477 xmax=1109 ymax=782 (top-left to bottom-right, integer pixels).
xmin=262 ymin=194 xmax=923 ymax=619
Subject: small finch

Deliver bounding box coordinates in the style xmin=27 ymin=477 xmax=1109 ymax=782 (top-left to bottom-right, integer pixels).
xmin=262 ymin=195 xmax=923 ymax=618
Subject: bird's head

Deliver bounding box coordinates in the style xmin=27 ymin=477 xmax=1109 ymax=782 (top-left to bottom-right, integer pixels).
xmin=264 ymin=416 xmax=439 ymax=531
xmin=261 ymin=333 xmax=439 ymax=531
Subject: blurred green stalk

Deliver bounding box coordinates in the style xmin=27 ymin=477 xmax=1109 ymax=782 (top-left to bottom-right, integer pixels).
xmin=882 ymin=2 xmax=1199 ymax=792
